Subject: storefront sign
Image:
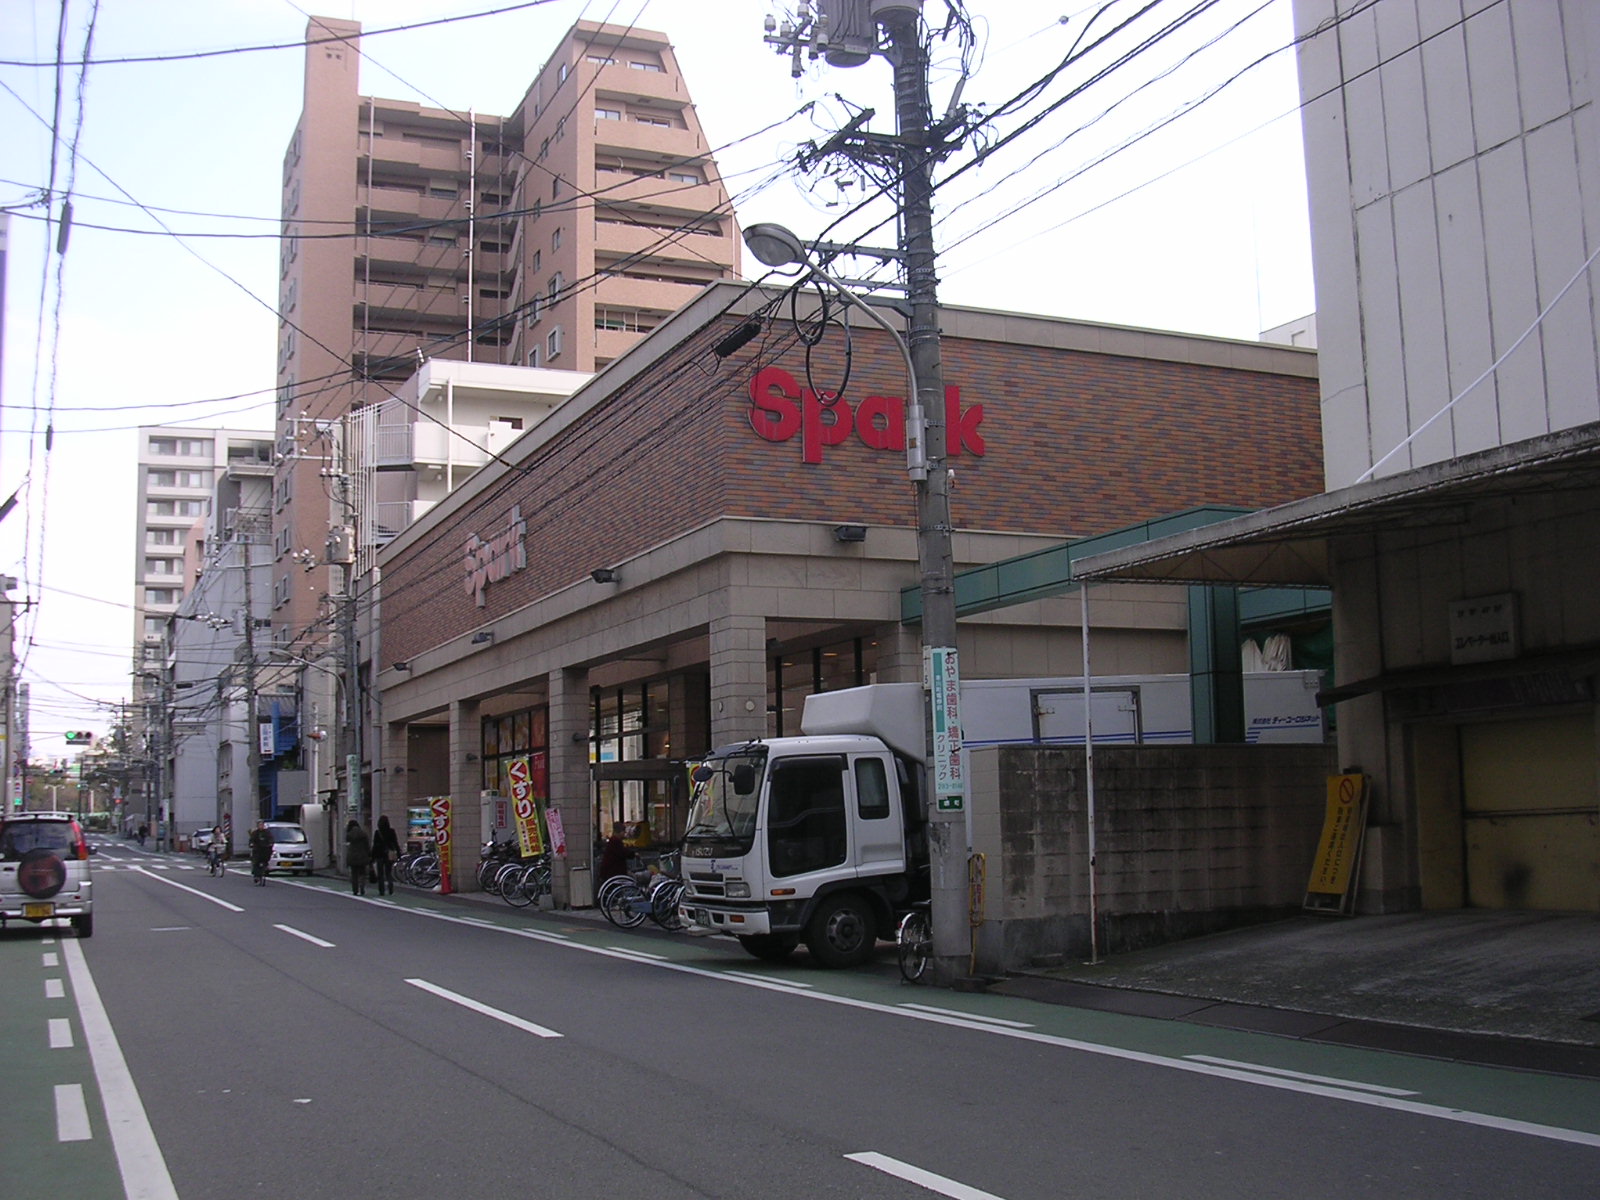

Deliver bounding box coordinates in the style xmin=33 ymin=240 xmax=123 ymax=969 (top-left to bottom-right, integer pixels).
xmin=508 ymin=755 xmax=545 ymax=858
xmin=1448 ymin=593 xmax=1518 ymax=664
xmin=429 ymin=795 xmax=453 ymax=894
xmin=748 ymin=366 xmax=985 ymax=464
xmin=465 ymin=505 xmax=527 ymax=607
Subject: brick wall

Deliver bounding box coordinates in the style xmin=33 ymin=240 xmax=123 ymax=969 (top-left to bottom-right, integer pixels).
xmin=971 ymin=743 xmax=1336 ymax=972
xmin=381 ymin=312 xmax=1321 ymax=662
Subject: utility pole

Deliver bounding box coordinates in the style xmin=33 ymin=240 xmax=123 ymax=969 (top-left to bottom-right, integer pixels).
xmin=767 ymin=0 xmax=971 ymax=982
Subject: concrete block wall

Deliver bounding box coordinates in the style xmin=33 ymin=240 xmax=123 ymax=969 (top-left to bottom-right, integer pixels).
xmin=971 ymin=743 xmax=1336 ymax=973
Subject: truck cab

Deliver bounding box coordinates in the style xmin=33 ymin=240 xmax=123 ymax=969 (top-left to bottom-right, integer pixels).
xmin=678 ymin=685 xmax=929 ymax=966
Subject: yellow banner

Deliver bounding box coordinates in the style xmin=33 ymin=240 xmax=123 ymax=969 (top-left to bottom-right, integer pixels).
xmin=508 ymin=756 xmax=545 ymax=858
xmin=1307 ymin=773 xmax=1368 ymax=898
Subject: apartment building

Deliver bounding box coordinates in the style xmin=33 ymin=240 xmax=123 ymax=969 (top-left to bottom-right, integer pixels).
xmin=274 ymin=15 xmax=740 ymax=650
xmin=132 ymin=426 xmax=273 ymax=664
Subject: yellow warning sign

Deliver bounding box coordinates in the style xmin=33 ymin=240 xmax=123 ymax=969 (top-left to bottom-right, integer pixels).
xmin=1305 ymin=773 xmax=1368 ymax=912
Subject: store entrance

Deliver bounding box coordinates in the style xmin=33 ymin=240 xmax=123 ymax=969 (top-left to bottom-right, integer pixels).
xmin=592 ymin=760 xmax=689 ymax=868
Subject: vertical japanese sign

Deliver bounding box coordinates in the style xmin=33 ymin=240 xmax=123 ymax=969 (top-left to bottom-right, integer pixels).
xmin=532 ymin=751 xmax=566 ymax=857
xmin=508 ymin=755 xmax=546 ymax=858
xmin=429 ymin=795 xmax=454 ymax=894
xmin=1304 ymin=774 xmax=1369 ymax=914
xmin=928 ymin=647 xmax=965 ymax=811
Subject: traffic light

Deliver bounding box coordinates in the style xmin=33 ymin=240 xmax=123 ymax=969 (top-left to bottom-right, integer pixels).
xmin=64 ymin=731 xmax=94 ymax=745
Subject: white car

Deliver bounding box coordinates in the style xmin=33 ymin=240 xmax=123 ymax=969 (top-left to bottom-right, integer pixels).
xmin=0 ymin=812 xmax=95 ymax=937
xmin=262 ymin=822 xmax=314 ymax=875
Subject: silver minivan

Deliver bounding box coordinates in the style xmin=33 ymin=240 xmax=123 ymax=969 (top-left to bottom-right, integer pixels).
xmin=263 ymin=822 xmax=315 ymax=875
xmin=0 ymin=812 xmax=95 ymax=937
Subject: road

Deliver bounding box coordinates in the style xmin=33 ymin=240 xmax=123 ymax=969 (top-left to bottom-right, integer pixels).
xmin=5 ymin=842 xmax=1599 ymax=1199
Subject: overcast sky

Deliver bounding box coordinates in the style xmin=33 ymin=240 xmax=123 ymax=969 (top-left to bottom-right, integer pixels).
xmin=0 ymin=0 xmax=1314 ymax=753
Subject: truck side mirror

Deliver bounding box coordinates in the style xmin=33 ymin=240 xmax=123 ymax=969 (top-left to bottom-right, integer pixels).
xmin=691 ymin=764 xmax=714 ymax=784
xmin=732 ymin=764 xmax=756 ymax=795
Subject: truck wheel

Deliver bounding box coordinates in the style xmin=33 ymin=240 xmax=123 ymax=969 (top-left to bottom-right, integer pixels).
xmin=72 ymin=912 xmax=94 ymax=938
xmin=738 ymin=934 xmax=798 ymax=962
xmin=804 ymin=893 xmax=877 ymax=968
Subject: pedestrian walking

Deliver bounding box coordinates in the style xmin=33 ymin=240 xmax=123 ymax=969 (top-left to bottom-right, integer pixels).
xmin=345 ymin=819 xmax=371 ymax=896
xmin=136 ymin=822 xmax=148 ymax=847
xmin=371 ymin=813 xmax=401 ymax=896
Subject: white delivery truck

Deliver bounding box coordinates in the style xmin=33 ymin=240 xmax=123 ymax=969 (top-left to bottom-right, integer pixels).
xmin=677 ymin=671 xmax=1324 ymax=967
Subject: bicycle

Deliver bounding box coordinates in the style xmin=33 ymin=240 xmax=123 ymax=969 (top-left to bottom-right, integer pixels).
xmin=500 ymin=856 xmax=552 ymax=908
xmin=896 ymin=902 xmax=932 ymax=983
xmin=207 ymin=845 xmax=226 ymax=878
xmin=600 ymin=870 xmax=687 ymax=931
xmin=251 ymin=855 xmax=268 ymax=887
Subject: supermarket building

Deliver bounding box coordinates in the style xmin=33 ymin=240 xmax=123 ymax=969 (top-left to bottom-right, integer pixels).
xmin=373 ymin=281 xmax=1322 ymax=898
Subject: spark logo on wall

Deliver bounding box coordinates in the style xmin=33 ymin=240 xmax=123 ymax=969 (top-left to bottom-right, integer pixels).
xmin=465 ymin=505 xmax=527 ymax=607
xmin=747 ymin=365 xmax=986 ymax=464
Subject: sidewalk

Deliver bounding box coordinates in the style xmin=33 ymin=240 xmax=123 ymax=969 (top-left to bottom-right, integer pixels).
xmin=991 ymin=910 xmax=1600 ymax=1078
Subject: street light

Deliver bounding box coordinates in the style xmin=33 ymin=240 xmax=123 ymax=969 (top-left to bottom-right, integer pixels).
xmin=742 ymin=222 xmax=926 ymax=480
xmin=743 ymin=219 xmax=969 ymax=981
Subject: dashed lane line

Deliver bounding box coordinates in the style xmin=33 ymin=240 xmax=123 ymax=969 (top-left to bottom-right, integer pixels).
xmin=405 ymin=978 xmax=563 ymax=1039
xmin=55 ymin=1084 xmax=92 ymax=1143
xmin=62 ymin=937 xmax=179 ymax=1199
xmin=846 ymin=1151 xmax=1007 ymax=1200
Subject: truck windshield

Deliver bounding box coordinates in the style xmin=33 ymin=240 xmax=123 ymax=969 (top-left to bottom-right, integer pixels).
xmin=683 ymin=748 xmax=766 ymax=846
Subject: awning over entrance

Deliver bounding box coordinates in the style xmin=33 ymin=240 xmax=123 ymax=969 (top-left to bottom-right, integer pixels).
xmin=1070 ymin=421 xmax=1600 ymax=588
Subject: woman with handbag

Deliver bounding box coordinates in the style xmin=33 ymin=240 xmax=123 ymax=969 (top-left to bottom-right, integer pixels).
xmin=372 ymin=813 xmax=401 ymax=896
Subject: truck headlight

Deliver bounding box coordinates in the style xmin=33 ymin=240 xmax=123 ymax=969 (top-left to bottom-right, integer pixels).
xmin=724 ymin=881 xmax=750 ymax=898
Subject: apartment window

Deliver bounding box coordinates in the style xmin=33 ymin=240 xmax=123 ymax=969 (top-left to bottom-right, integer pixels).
xmin=595 ymin=308 xmax=652 ymax=332
xmin=596 ymin=108 xmax=621 ymax=121
xmin=548 ymin=273 xmax=563 ymax=302
xmin=587 ymin=54 xmax=615 ymax=66
xmin=633 ymin=114 xmax=673 ymax=128
xmin=148 ymin=529 xmax=180 ymax=546
xmin=274 ymin=575 xmax=291 ymax=609
xmin=526 ymin=347 xmax=540 ymax=368
xmin=148 ymin=470 xmax=177 ymax=487
xmin=629 ymin=60 xmax=664 ymax=72
xmin=558 ymin=62 xmax=570 ymax=84
xmin=143 ymin=558 xmax=181 ymax=577
xmin=479 ymin=240 xmax=509 ymax=253
xmin=428 ymin=234 xmax=456 ymax=246
xmin=532 ymin=249 xmax=542 ymax=273
xmin=669 ymin=170 xmax=700 ymax=185
xmin=539 ymin=138 xmax=549 ymax=160
xmin=527 ymin=295 xmax=541 ymax=324
xmin=552 ymin=175 xmax=562 ymax=199
xmin=147 ymin=499 xmax=205 ymax=517
xmin=555 ymin=117 xmax=566 ymax=141
xmin=547 ymin=326 xmax=564 ymax=359
xmin=429 ymin=185 xmax=457 ymax=198
xmin=145 ymin=588 xmax=180 ymax=606
xmin=152 ymin=469 xmax=208 ymax=488
xmin=144 ymin=617 xmax=167 ymax=638
xmin=148 ymin=437 xmax=210 ymax=457
xmin=480 ymin=191 xmax=508 ymax=205
xmin=552 ymin=227 xmax=562 ymax=252
xmin=479 ymin=286 xmax=510 ymax=300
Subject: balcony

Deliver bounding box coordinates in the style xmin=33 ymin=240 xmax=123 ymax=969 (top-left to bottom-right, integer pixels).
xmin=593 ymin=120 xmax=703 ymax=162
xmin=371 ymin=499 xmax=435 ymax=545
xmin=373 ymin=419 xmax=528 ymax=471
xmin=591 ymin=60 xmax=686 ymax=107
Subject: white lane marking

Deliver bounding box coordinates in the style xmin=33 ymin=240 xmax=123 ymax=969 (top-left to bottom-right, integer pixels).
xmin=273 ymin=924 xmax=335 ymax=948
xmin=607 ymin=946 xmax=669 ymax=960
xmin=722 ymin=970 xmax=814 ymax=988
xmin=847 ymin=1152 xmax=1007 ymax=1200
xmin=62 ymin=938 xmax=179 ymax=1199
xmin=1185 ymin=1055 xmax=1419 ymax=1096
xmin=42 ymin=952 xmax=59 ymax=967
xmin=404 ymin=978 xmax=563 ymax=1039
xmin=45 ymin=978 xmax=65 ymax=999
xmin=899 ymin=1003 xmax=1032 ymax=1029
xmin=49 ymin=1017 xmax=73 ymax=1048
xmin=149 ymin=927 xmax=192 ymax=933
xmin=129 ymin=866 xmax=243 ymax=912
xmin=293 ymin=877 xmax=1600 ymax=1150
xmin=55 ymin=1083 xmax=92 ymax=1142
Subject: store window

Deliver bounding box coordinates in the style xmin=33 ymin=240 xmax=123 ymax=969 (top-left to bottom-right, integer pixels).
xmin=768 ymin=636 xmax=876 ymax=737
xmin=480 ymin=706 xmax=549 ymax=800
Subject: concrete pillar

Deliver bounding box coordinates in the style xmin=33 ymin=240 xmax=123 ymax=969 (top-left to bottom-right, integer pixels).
xmin=709 ymin=611 xmax=767 ymax=746
xmin=875 ymin=621 xmax=923 ymax=683
xmin=375 ymin=720 xmax=409 ymax=837
xmin=672 ymin=671 xmax=710 ymax=759
xmin=448 ymin=697 xmax=481 ymax=892
xmin=548 ymin=666 xmax=591 ymax=907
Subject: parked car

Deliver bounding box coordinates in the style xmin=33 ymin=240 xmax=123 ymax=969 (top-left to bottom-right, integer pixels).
xmin=262 ymin=822 xmax=314 ymax=875
xmin=0 ymin=811 xmax=95 ymax=937
xmin=191 ymin=827 xmax=216 ymax=852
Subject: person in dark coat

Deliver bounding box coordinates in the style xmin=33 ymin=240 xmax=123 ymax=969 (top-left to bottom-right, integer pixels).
xmin=597 ymin=822 xmax=631 ymax=883
xmin=248 ymin=820 xmax=272 ymax=886
xmin=345 ymin=820 xmax=372 ymax=896
xmin=371 ymin=814 xmax=401 ymax=896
